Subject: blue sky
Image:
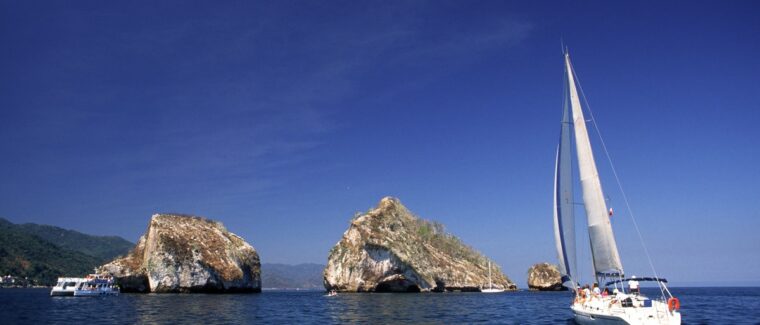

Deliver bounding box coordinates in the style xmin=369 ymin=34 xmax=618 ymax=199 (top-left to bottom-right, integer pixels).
xmin=1 ymin=1 xmax=758 ymax=287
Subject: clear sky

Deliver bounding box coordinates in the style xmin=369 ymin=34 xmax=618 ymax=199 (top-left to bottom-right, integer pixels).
xmin=1 ymin=1 xmax=758 ymax=287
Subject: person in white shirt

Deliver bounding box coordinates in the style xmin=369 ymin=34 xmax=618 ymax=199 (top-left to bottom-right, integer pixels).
xmin=592 ymin=283 xmax=601 ymax=297
xmin=628 ymin=275 xmax=640 ymax=295
xmin=582 ymin=285 xmax=591 ymax=304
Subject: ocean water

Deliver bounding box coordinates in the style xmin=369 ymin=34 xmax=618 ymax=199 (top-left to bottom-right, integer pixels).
xmin=0 ymin=287 xmax=758 ymax=324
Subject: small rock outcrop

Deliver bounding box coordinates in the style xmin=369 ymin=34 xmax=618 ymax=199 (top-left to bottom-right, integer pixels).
xmin=527 ymin=263 xmax=566 ymax=291
xmin=98 ymin=214 xmax=261 ymax=293
xmin=324 ymin=197 xmax=517 ymax=292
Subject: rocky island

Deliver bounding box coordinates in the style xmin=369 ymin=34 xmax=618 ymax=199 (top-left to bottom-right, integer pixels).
xmin=324 ymin=197 xmax=516 ymax=292
xmin=99 ymin=214 xmax=261 ymax=293
xmin=527 ymin=262 xmax=566 ymax=291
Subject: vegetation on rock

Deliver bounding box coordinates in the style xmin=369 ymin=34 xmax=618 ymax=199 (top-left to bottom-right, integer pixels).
xmin=324 ymin=197 xmax=517 ymax=292
xmin=99 ymin=214 xmax=261 ymax=293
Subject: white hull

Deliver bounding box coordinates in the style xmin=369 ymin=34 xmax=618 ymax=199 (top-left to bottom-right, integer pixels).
xmin=50 ymin=289 xmax=76 ymax=296
xmin=481 ymin=288 xmax=505 ymax=293
xmin=73 ymin=289 xmax=119 ymax=297
xmin=574 ymin=309 xmax=628 ymax=325
xmin=571 ymin=299 xmax=681 ymax=325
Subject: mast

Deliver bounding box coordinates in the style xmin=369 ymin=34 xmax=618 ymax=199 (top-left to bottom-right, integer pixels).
xmin=564 ymin=52 xmax=624 ymax=281
xmin=553 ymin=63 xmax=577 ymax=290
xmin=488 ymin=261 xmax=492 ymax=289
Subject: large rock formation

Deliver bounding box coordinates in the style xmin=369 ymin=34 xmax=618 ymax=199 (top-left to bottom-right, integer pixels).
xmin=98 ymin=214 xmax=261 ymax=293
xmin=324 ymin=197 xmax=517 ymax=292
xmin=527 ymin=262 xmax=566 ymax=291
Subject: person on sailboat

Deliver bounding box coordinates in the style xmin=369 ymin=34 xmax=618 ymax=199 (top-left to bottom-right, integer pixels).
xmin=609 ymin=288 xmax=627 ymax=308
xmin=592 ymin=283 xmax=601 ymax=297
xmin=628 ymin=275 xmax=640 ymax=295
xmin=582 ymin=285 xmax=592 ymax=304
xmin=578 ymin=286 xmax=588 ymax=305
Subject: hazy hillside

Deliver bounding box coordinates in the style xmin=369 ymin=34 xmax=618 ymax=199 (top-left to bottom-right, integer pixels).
xmin=0 ymin=218 xmax=133 ymax=285
xmin=261 ymin=263 xmax=325 ymax=289
xmin=15 ymin=222 xmax=133 ymax=262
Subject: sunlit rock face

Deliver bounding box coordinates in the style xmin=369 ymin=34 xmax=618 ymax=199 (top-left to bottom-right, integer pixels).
xmin=527 ymin=263 xmax=566 ymax=291
xmin=324 ymin=197 xmax=517 ymax=292
xmin=99 ymin=214 xmax=261 ymax=293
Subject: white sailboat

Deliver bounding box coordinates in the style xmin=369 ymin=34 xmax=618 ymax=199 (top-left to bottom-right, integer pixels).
xmin=553 ymin=51 xmax=681 ymax=324
xmin=481 ymin=261 xmax=505 ymax=293
xmin=480 ymin=261 xmax=504 ymax=293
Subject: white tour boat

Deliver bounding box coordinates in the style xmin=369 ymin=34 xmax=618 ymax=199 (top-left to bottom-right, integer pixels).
xmin=552 ymin=50 xmax=681 ymax=324
xmin=50 ymin=274 xmax=120 ymax=297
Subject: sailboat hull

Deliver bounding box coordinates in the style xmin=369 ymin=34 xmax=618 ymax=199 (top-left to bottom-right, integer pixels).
xmin=571 ymin=300 xmax=681 ymax=325
xmin=573 ymin=308 xmax=628 ymax=325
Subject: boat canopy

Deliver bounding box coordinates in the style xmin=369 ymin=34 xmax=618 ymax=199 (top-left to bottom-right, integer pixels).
xmin=604 ymin=277 xmax=668 ymax=287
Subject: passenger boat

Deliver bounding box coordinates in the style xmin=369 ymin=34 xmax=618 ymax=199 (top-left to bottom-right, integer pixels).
xmin=50 ymin=274 xmax=120 ymax=297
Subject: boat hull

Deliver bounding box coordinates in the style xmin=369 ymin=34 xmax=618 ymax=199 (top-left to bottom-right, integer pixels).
xmin=571 ymin=300 xmax=681 ymax=325
xmin=573 ymin=308 xmax=628 ymax=325
xmin=73 ymin=290 xmax=119 ymax=297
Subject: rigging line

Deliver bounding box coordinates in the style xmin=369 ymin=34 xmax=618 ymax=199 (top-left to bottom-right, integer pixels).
xmin=568 ymin=59 xmax=669 ymax=300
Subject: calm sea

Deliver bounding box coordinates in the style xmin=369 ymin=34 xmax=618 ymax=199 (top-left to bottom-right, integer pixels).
xmin=0 ymin=287 xmax=758 ymax=324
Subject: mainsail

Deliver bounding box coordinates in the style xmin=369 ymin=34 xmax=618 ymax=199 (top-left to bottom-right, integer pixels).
xmin=564 ymin=53 xmax=624 ymax=277
xmin=553 ymin=70 xmax=576 ymax=289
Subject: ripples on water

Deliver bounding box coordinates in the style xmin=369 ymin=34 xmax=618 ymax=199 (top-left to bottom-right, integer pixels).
xmin=1 ymin=287 xmax=758 ymax=324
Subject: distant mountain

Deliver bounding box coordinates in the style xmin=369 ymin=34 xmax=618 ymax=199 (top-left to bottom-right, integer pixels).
xmin=0 ymin=218 xmax=133 ymax=285
xmin=15 ymin=222 xmax=133 ymax=262
xmin=261 ymin=263 xmax=325 ymax=289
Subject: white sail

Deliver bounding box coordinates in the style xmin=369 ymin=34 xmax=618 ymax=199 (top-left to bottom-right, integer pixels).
xmin=564 ymin=53 xmax=624 ymax=276
xmin=553 ymin=80 xmax=576 ymax=289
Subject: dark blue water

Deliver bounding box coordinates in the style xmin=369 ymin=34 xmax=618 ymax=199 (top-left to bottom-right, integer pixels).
xmin=1 ymin=287 xmax=758 ymax=324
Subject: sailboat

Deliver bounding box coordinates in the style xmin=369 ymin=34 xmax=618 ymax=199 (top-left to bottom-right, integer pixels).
xmin=553 ymin=51 xmax=681 ymax=324
xmin=481 ymin=261 xmax=505 ymax=293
